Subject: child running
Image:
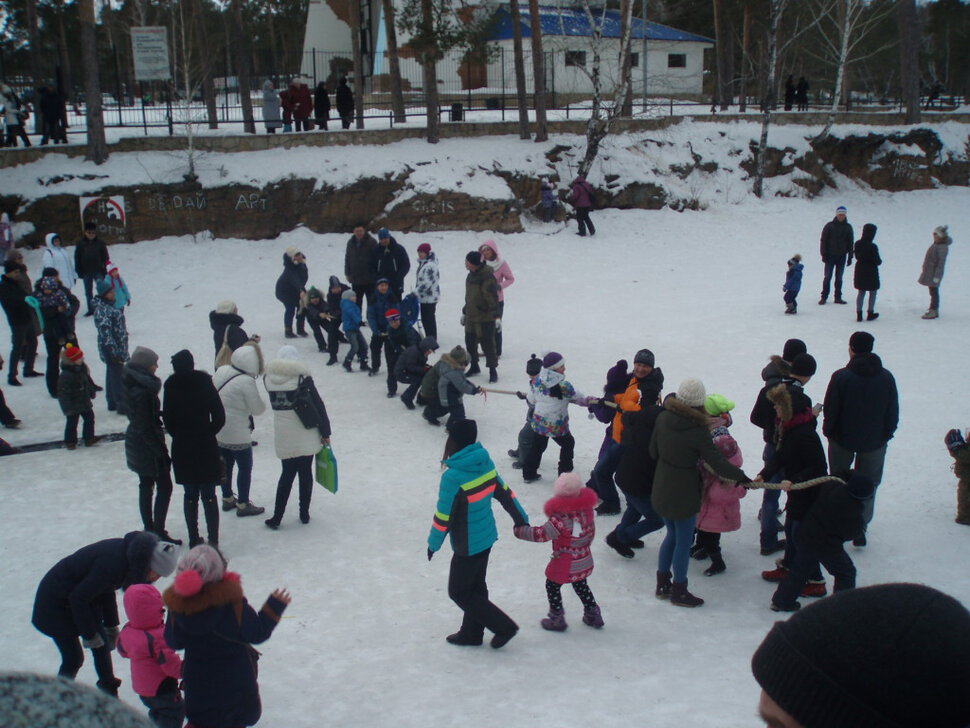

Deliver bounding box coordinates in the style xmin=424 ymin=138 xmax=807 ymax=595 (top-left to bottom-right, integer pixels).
xmin=783 ymin=254 xmax=803 ymax=314
xmin=514 ymin=472 xmax=603 ymax=631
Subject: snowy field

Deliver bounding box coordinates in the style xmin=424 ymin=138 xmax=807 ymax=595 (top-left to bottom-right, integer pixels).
xmin=1 ymin=181 xmax=968 ymax=726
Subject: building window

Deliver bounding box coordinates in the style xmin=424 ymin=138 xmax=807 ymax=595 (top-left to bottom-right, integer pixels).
xmin=667 ymin=53 xmax=686 ymax=68
xmin=631 ymin=52 xmax=639 ymax=68
xmin=565 ymin=50 xmax=586 ymax=68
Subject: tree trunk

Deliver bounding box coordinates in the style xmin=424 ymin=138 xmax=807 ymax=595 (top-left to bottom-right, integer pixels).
xmin=527 ymin=0 xmax=548 ymax=142
xmin=618 ymin=0 xmax=634 ymax=117
xmin=192 ymin=0 xmax=218 ymax=129
xmin=267 ymin=10 xmax=280 ymax=81
xmin=420 ymin=0 xmax=439 ymax=143
xmin=80 ymin=0 xmax=108 ymax=163
xmin=351 ymin=0 xmax=365 ymax=129
xmin=231 ymin=0 xmax=256 ymax=133
xmin=754 ymin=0 xmax=785 ymax=198
xmin=897 ymin=0 xmax=920 ymax=123
xmin=381 ymin=0 xmax=407 ymax=123
xmin=712 ymin=0 xmax=731 ymax=109
xmin=55 ymin=0 xmax=76 ymax=103
xmin=509 ymin=0 xmax=531 ymax=139
xmin=818 ymin=0 xmax=852 ymax=140
xmin=739 ymin=1 xmax=752 ymax=112
xmin=26 ymin=0 xmax=43 ymax=93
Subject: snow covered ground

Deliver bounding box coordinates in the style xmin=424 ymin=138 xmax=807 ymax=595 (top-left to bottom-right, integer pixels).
xmin=1 ymin=179 xmax=968 ymax=726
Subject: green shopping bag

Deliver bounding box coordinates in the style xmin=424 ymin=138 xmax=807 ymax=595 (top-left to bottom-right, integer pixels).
xmin=315 ymin=444 xmax=338 ymax=493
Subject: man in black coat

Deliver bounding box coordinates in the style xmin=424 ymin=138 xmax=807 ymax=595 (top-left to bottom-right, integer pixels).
xmin=345 ymin=224 xmax=378 ymax=309
xmin=371 ymin=227 xmax=410 ymax=300
xmin=275 ymin=247 xmax=308 ymax=339
xmin=395 ymin=335 xmax=438 ymax=409
xmin=770 ymin=474 xmax=873 ymax=611
xmin=162 ymin=349 xmax=226 ymax=548
xmin=823 ymin=331 xmax=899 ymax=544
xmin=74 ymin=222 xmax=109 ymax=316
xmin=0 ymin=259 xmax=40 ymax=386
xmin=819 ymin=205 xmax=854 ymax=304
xmin=31 ymin=531 xmax=178 ymax=694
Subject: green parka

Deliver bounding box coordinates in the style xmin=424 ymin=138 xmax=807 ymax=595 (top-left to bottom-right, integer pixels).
xmin=463 ymin=264 xmax=499 ymax=326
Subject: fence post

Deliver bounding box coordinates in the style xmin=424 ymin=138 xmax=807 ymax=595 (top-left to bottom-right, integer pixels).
xmin=500 ymin=48 xmax=505 ymax=122
xmin=312 ymin=49 xmax=317 ymax=87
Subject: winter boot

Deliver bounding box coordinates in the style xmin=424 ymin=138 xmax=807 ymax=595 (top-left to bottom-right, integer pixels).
xmin=834 ymin=296 xmax=847 ymax=304
xmin=922 ymin=309 xmax=938 ymax=319
xmin=185 ymin=498 xmax=202 ymax=547
xmin=490 ymin=626 xmax=518 ymax=649
xmin=785 ymin=303 xmax=795 ymax=315
xmin=466 ymin=362 xmax=481 ymax=377
xmin=857 ymin=310 xmax=863 ymax=322
xmin=202 ymin=495 xmax=220 ymax=547
xmin=236 ymin=501 xmax=266 ymax=517
xmin=96 ymin=677 xmax=122 ymax=698
xmin=488 ymin=367 xmax=498 ymax=383
xmin=284 ymin=326 xmax=297 ymax=339
xmin=867 ymin=311 xmax=879 ymax=321
xmin=446 ymin=631 xmax=483 ymax=646
xmin=582 ymin=605 xmax=604 ymax=628
xmin=342 ymin=360 xmax=354 ymax=372
xmin=801 ymin=580 xmax=827 ymax=598
xmin=670 ymin=580 xmax=704 ymax=608
xmin=296 ymin=322 xmax=309 ymax=337
xmin=327 ymin=355 xmax=339 ymax=366
xmin=762 ymin=564 xmax=790 ymax=582
xmin=155 ymin=530 xmax=182 ymax=546
xmin=605 ymin=530 xmax=635 ymax=559
xmin=704 ymin=551 xmax=726 ymax=576
xmin=422 ymin=409 xmax=441 ymax=426
xmin=655 ymin=571 xmax=673 ymax=600
xmin=689 ymin=543 xmax=709 ymax=560
xmin=368 ymin=366 xmax=380 ymax=377
xmin=541 ymin=609 xmax=567 ymax=631
xmin=359 ymin=359 xmax=370 ymax=371
xmin=222 ymin=495 xmax=237 ymax=512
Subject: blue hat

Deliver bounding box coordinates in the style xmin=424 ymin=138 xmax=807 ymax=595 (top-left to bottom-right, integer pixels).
xmin=378 ymin=227 xmax=391 ymax=239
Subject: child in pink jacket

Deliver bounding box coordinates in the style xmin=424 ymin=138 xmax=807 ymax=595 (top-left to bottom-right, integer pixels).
xmin=117 ymin=583 xmax=184 ymax=728
xmin=692 ymin=394 xmax=745 ymax=576
xmin=478 ymin=239 xmax=514 ymax=356
xmin=514 ymin=472 xmax=603 ymax=631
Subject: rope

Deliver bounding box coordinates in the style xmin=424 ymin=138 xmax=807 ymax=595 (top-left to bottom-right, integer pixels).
xmin=748 ymin=475 xmax=846 ymax=491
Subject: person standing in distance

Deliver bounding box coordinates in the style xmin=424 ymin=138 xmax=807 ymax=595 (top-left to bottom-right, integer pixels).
xmin=818 ymin=205 xmax=853 ymax=305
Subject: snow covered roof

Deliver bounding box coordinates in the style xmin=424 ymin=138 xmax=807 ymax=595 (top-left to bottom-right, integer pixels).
xmin=489 ymin=5 xmax=714 ymax=44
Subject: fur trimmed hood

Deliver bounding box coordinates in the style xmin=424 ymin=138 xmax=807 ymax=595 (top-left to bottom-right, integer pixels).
xmin=664 ymin=396 xmax=710 ymax=427
xmin=544 ymin=486 xmax=598 ymax=517
xmin=163 ymin=573 xmax=243 ymax=616
xmin=264 ymin=357 xmax=309 ymax=387
xmin=230 ymin=342 xmax=264 ymax=377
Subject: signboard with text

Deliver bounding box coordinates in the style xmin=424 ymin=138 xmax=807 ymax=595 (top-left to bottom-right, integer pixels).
xmin=131 ymin=26 xmax=171 ymax=81
xmin=79 ymin=196 xmax=128 ymax=244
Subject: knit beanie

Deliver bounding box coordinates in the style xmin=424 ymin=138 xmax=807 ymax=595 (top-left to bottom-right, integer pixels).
xmin=375 ymin=277 xmax=390 ymax=287
xmin=836 ymin=205 xmax=847 ymax=214
xmin=677 ymin=378 xmax=706 ymax=408
xmin=341 ymin=289 xmax=356 ymax=301
xmin=129 ymin=346 xmax=158 ymax=370
xmin=542 ymin=351 xmax=564 ymax=370
xmin=782 ymin=338 xmax=807 ymax=363
xmin=465 ymin=251 xmax=483 ymax=267
xmin=790 ymin=353 xmax=817 ymax=378
xmin=0 ymin=673 xmax=155 ymax=728
xmin=934 ymin=224 xmax=949 ymax=238
xmin=96 ymin=278 xmax=113 ymax=296
xmin=285 ymin=246 xmax=300 ymax=260
xmin=170 ymin=349 xmax=194 ymax=373
xmin=63 ymin=343 xmax=84 ymax=363
xmin=526 ymin=354 xmax=542 ymax=377
xmin=448 ymin=419 xmax=478 ymax=452
xmin=752 ymin=583 xmax=970 ymax=728
xmin=385 ymin=308 xmax=401 ymax=321
xmin=605 ymin=360 xmax=629 ymax=393
xmin=634 ymin=349 xmax=655 ymax=367
xmin=84 ymin=221 xmax=97 ymax=231
xmin=419 ymin=336 xmax=438 ymax=353
xmin=277 ymin=345 xmax=300 ymax=361
xmin=173 ymin=545 xmax=227 ymax=596
xmin=849 ymin=331 xmax=874 ymax=354
xmin=845 ymin=472 xmax=875 ymax=501
xmin=553 ymin=472 xmax=582 ymax=498
xmin=307 ymin=286 xmax=323 ymax=300
xmin=703 ymin=393 xmax=735 ymax=416
xmin=149 ymin=541 xmax=179 ymax=578
xmin=417 ymin=243 xmax=432 ymax=254
xmin=41 ymin=267 xmax=59 ymax=278
xmin=215 ymin=300 xmax=237 ymax=315
xmin=377 ymin=227 xmax=391 ymax=240
xmin=449 ymin=346 xmax=469 ymax=367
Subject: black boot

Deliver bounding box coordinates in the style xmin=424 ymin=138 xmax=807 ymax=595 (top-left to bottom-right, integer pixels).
xmin=704 ymin=551 xmax=726 ymax=576
xmin=488 ymin=367 xmax=498 ymax=383
xmin=857 ymin=310 xmax=863 ymax=322
xmin=867 ymin=311 xmax=879 ymax=321
xmin=96 ymin=677 xmax=122 ymax=698
xmin=184 ymin=497 xmax=202 ymax=547
xmin=467 ymin=362 xmax=481 ymax=377
xmin=671 ymin=580 xmax=704 ymax=607
xmin=202 ymin=494 xmax=220 ymax=547
xmin=656 ymin=571 xmax=672 ymax=600
xmin=284 ymin=326 xmax=297 ymax=339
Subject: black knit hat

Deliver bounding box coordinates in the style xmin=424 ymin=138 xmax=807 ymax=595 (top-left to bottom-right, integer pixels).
xmin=782 ymin=338 xmax=807 ymax=362
xmin=448 ymin=419 xmax=478 ymax=452
xmin=634 ymin=348 xmax=654 ymax=367
xmin=752 ymin=583 xmax=970 ymax=728
xmin=849 ymin=331 xmax=874 ymax=354
xmin=525 ymin=354 xmax=542 ymax=377
xmin=790 ymin=353 xmax=817 ymax=378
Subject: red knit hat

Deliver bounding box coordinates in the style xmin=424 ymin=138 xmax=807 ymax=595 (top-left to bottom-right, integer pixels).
xmin=385 ymin=308 xmax=401 ymax=321
xmin=63 ymin=344 xmax=84 ymax=363
xmin=417 ymin=243 xmax=432 ymax=254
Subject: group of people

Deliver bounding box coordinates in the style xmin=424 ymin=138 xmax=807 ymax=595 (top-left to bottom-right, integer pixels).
xmin=261 ymin=77 xmax=355 ymax=134
xmin=1 ymin=82 xmax=70 ymax=147
xmin=782 ymin=204 xmax=953 ymax=321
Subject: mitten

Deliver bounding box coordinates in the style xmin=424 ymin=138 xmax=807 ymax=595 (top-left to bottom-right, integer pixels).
xmin=549 ymin=384 xmax=564 ymax=399
xmin=460 ymin=314 xmax=466 ymax=327
xmin=933 ymin=277 xmax=940 ymax=285
xmin=945 ymin=428 xmax=966 ymax=452
xmin=105 ymin=625 xmax=120 ymax=651
xmin=513 ymin=525 xmax=530 ymax=540
xmin=495 ymin=319 xmax=502 ymax=333
xmin=516 ymin=391 xmax=527 ymax=400
xmin=82 ymin=634 xmax=105 ymax=650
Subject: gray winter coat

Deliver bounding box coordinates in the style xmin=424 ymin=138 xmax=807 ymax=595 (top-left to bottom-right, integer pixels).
xmin=918 ymin=235 xmax=951 ymax=287
xmin=262 ymin=81 xmax=282 ymax=129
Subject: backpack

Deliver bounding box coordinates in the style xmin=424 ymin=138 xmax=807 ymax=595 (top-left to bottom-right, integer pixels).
xmin=400 ymin=292 xmax=420 ymax=328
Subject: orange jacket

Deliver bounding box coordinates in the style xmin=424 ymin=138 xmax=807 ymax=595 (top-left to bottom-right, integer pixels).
xmin=612 ymin=376 xmax=643 ymax=444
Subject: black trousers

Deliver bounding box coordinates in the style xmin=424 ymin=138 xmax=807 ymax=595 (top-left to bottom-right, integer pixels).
xmin=52 ymin=632 xmax=114 ymax=682
xmin=64 ymin=410 xmax=95 ymax=444
xmin=398 ymin=372 xmax=423 ymax=405
xmin=419 ymin=302 xmax=437 ymax=340
xmin=448 ymin=548 xmax=517 ymax=640
xmin=308 ymin=317 xmax=328 ymax=351
xmin=523 ymin=431 xmax=575 ymax=479
xmin=139 ymin=471 xmax=174 ymax=533
xmin=8 ymin=324 xmax=38 ymax=377
xmin=464 ymin=321 xmax=497 ymax=368
xmin=575 ymin=207 xmax=595 ymax=235
xmin=773 ymin=542 xmax=856 ymax=608
xmin=273 ymin=454 xmax=314 ymax=520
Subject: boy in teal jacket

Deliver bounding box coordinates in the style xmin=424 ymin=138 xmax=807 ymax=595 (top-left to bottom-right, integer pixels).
xmin=427 ymin=419 xmax=529 ymax=648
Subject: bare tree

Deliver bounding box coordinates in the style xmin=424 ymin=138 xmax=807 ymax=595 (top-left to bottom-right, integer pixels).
xmin=897 ymin=0 xmax=920 ymax=123
xmin=53 ymin=0 xmax=75 ymax=102
xmin=712 ymin=0 xmax=731 ymax=109
xmin=738 ymin=0 xmax=752 ymax=112
xmin=381 ymin=0 xmax=407 ymax=123
xmin=25 ymin=0 xmax=43 ymax=94
xmin=527 ymin=0 xmax=548 ymax=141
xmin=80 ymin=0 xmax=108 ymax=163
xmin=231 ymin=0 xmax=256 ymax=133
xmin=351 ymin=0 xmax=365 ymax=129
xmin=192 ymin=0 xmax=219 ymax=130
xmin=509 ymin=0 xmax=531 ymax=139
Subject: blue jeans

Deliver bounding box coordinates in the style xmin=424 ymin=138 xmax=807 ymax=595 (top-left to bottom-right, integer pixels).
xmin=658 ymin=514 xmax=697 ymax=583
xmin=821 ymin=259 xmax=846 ymax=300
xmin=103 ymin=358 xmax=125 ymax=413
xmin=592 ymin=440 xmax=624 ymax=509
xmin=760 ymin=443 xmax=784 ymax=550
xmin=220 ymin=446 xmax=253 ymax=503
xmin=616 ymin=493 xmax=665 ymax=544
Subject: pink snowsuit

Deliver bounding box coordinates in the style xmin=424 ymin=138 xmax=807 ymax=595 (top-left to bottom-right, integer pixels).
xmin=515 ymin=487 xmax=598 ymax=583
xmin=696 ymin=425 xmax=746 ymax=533
xmin=479 ymin=239 xmax=514 ymax=302
xmin=117 ymin=583 xmax=183 ymax=697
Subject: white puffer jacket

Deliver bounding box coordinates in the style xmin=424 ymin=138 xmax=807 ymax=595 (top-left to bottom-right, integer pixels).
xmin=264 ymin=357 xmax=323 ymax=460
xmin=42 ymin=234 xmax=77 ymax=289
xmin=213 ymin=344 xmax=266 ymax=447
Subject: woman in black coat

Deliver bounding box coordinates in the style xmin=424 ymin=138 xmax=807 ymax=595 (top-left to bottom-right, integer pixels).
xmin=209 ymin=300 xmax=252 ymax=360
xmin=853 ymin=222 xmax=882 ymax=322
xmin=124 ymin=346 xmax=178 ymax=544
xmin=162 ymin=349 xmax=226 ymax=548
xmin=31 ymin=530 xmax=178 ymax=694
xmin=275 ymin=247 xmax=308 ymax=339
xmin=314 ymin=82 xmax=331 ymax=130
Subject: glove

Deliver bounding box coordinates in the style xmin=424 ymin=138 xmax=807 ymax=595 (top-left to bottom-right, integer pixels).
xmin=945 ymin=428 xmax=966 ymax=452
xmin=427 ymin=548 xmax=435 ymax=561
xmin=460 ymin=315 xmax=466 ymax=327
xmin=82 ymin=634 xmax=105 ymax=650
xmin=933 ymin=278 xmax=940 ymax=285
xmin=736 ymin=474 xmax=753 ymax=488
xmin=475 ymin=386 xmax=483 ymax=395
xmin=549 ymin=384 xmax=563 ymax=399
xmin=105 ymin=625 xmax=120 ymax=651
xmin=513 ymin=525 xmax=530 ymax=539
xmin=516 ymin=391 xmax=527 ymax=400
xmin=495 ymin=318 xmax=502 ymax=333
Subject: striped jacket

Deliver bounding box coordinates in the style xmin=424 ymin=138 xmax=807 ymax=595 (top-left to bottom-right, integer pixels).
xmin=428 ymin=442 xmax=529 ymax=556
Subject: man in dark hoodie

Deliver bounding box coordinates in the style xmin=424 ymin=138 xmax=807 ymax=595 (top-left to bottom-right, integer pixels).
xmin=750 ymin=338 xmax=807 ymax=556
xmin=818 ymin=204 xmax=854 ymax=305
xmin=371 ymin=227 xmax=410 ymax=301
xmin=822 ymin=331 xmax=898 ymax=545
